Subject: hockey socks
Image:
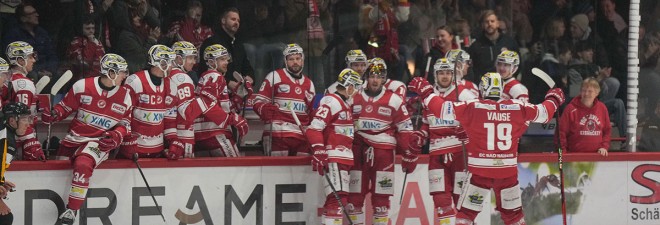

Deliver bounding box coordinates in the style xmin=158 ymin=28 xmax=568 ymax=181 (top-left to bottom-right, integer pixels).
xmin=67 ymin=156 xmax=95 ymax=210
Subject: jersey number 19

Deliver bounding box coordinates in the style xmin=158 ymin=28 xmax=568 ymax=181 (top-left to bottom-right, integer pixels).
xmin=484 ymin=123 xmax=512 ymax=151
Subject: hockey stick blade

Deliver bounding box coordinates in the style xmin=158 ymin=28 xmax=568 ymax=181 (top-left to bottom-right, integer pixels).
xmin=531 ymin=68 xmax=556 ymax=88
xmin=50 ymin=70 xmax=73 ymax=95
xmin=35 ymin=76 xmax=50 ymax=94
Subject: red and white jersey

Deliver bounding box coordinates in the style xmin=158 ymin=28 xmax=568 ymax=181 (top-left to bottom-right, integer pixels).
xmin=428 ymin=96 xmax=557 ymax=178
xmin=167 ymin=68 xmax=196 ymax=143
xmin=352 ymin=88 xmax=412 ymax=150
xmin=459 ymin=79 xmax=479 ymax=97
xmin=53 ymin=77 xmax=132 ymax=147
xmin=422 ymin=85 xmax=477 ymax=155
xmin=307 ymin=94 xmax=354 ymax=165
xmin=9 ymin=72 xmax=37 ymax=115
xmin=123 ymin=70 xmax=177 ymax=154
xmin=384 ymin=79 xmax=407 ymax=99
xmin=251 ymin=68 xmax=315 ymax=139
xmin=501 ymin=78 xmax=529 ymax=102
xmin=194 ymin=69 xmax=232 ymax=140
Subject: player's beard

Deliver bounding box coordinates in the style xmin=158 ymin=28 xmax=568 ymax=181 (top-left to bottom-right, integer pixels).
xmin=287 ymin=64 xmax=303 ymax=76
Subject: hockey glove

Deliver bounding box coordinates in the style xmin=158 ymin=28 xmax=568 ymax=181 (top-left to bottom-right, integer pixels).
xmin=228 ymin=113 xmax=249 ymax=137
xmin=545 ymin=88 xmax=565 ymax=107
xmin=164 ymin=140 xmax=185 ymax=160
xmin=311 ymin=146 xmax=328 ymax=176
xmin=407 ymin=77 xmax=434 ymax=99
xmin=256 ymin=103 xmax=280 ymax=122
xmin=455 ymin=126 xmax=468 ymax=143
xmin=40 ymin=108 xmax=61 ymax=125
xmin=22 ymin=137 xmax=45 ymax=161
xmin=99 ymin=130 xmax=123 ymax=152
xmin=408 ymin=130 xmax=426 ymax=150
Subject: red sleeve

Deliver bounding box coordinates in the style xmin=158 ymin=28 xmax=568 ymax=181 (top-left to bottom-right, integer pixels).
xmin=196 ymin=74 xmax=221 ymax=105
xmin=66 ymin=37 xmax=83 ymax=61
xmin=250 ymin=72 xmax=275 ymax=117
xmin=52 ymin=86 xmax=81 ymax=121
xmin=558 ymin=105 xmax=572 ymax=152
xmin=600 ymin=104 xmax=612 ymax=150
xmin=306 ymin=101 xmax=334 ymax=149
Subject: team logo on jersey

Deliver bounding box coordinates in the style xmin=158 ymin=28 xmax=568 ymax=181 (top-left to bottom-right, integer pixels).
xmin=499 ymin=104 xmax=520 ymax=110
xmin=353 ymin=105 xmax=362 ymax=114
xmin=377 ymin=107 xmax=391 ymax=116
xmin=97 ymin=100 xmax=106 ymax=108
xmin=278 ymin=84 xmax=290 ymax=93
xmin=17 ymin=80 xmax=26 ymax=89
xmin=365 ymin=105 xmax=373 ymax=113
xmin=176 ymin=75 xmax=185 ymax=83
xmin=156 ymin=96 xmax=163 ymax=104
xmin=81 ymin=95 xmax=92 ymax=105
xmin=165 ymin=96 xmax=173 ymax=105
xmin=111 ymin=103 xmax=127 ymax=114
xmin=295 ymin=87 xmax=302 ymax=94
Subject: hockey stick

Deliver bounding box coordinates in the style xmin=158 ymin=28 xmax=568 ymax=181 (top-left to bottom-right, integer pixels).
xmin=45 ymin=70 xmax=73 ymax=154
xmin=290 ymin=108 xmax=353 ymax=225
xmin=132 ymin=153 xmax=167 ymax=223
xmin=399 ymin=171 xmax=408 ymax=204
xmin=454 ymin=51 xmax=473 ymax=211
xmin=532 ymin=67 xmax=567 ymax=225
xmin=266 ymin=53 xmax=276 ymax=156
xmin=413 ymin=56 xmax=432 ymax=130
xmin=35 ymin=76 xmax=50 ymax=94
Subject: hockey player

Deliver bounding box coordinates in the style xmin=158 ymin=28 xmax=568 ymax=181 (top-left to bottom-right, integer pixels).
xmin=165 ymin=41 xmax=198 ymax=157
xmin=121 ymin=45 xmax=178 ymax=159
xmin=194 ymin=44 xmax=249 ymax=157
xmin=307 ymin=68 xmax=363 ymax=225
xmin=347 ymin=64 xmax=422 ymax=225
xmin=326 ymin=49 xmax=368 ymax=94
xmin=409 ymin=72 xmax=565 ymax=225
xmin=251 ymin=43 xmax=315 ymax=156
xmin=495 ymin=50 xmax=529 ymax=102
xmin=412 ymin=58 xmax=477 ymax=224
xmin=4 ymin=41 xmax=44 ymax=161
xmin=369 ymin=57 xmax=407 ymax=99
xmin=0 ymin=102 xmax=31 ymax=225
xmin=446 ymin=49 xmax=479 ymax=96
xmin=40 ymin=54 xmax=133 ymax=224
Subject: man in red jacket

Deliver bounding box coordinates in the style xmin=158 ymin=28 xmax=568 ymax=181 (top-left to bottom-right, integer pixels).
xmin=559 ymin=77 xmax=610 ymax=156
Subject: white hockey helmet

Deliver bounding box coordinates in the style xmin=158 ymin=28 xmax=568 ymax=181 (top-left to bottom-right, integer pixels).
xmin=495 ymin=50 xmax=519 ymax=77
xmin=5 ymin=41 xmax=35 ymax=66
xmin=434 ymin=58 xmax=454 ymax=75
xmin=0 ymin=57 xmax=9 ymax=84
xmin=445 ymin=49 xmax=471 ymax=64
xmin=172 ymin=41 xmax=198 ymax=57
xmin=100 ymin=53 xmax=129 ymax=86
xmin=148 ymin=45 xmax=176 ymax=73
xmin=283 ymin=43 xmax=304 ymax=60
xmin=368 ymin=57 xmax=387 ymax=70
xmin=204 ymin=44 xmax=230 ymax=70
xmin=480 ymin=72 xmax=503 ymax=99
xmin=345 ymin=49 xmax=367 ymax=66
xmin=337 ymin=68 xmax=364 ymax=88
xmin=172 ymin=41 xmax=198 ymax=69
